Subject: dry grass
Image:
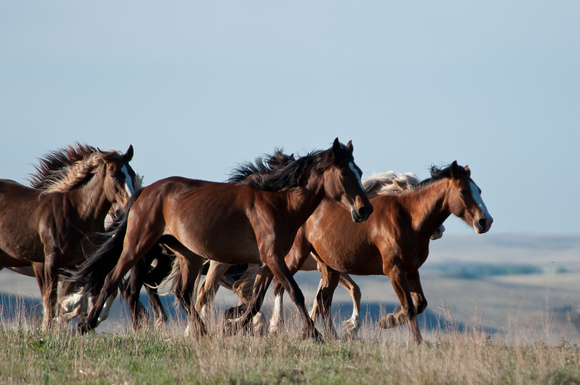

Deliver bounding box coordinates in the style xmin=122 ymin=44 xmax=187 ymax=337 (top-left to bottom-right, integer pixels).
xmin=1 ymin=298 xmax=579 ymax=385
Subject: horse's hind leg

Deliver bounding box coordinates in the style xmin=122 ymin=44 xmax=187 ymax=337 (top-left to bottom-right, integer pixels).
xmin=338 ymin=273 xmax=362 ymax=340
xmin=143 ymin=252 xmax=174 ymax=330
xmin=124 ymin=260 xmax=152 ymax=330
xmin=312 ymin=263 xmax=341 ymax=339
xmin=171 ymin=252 xmax=206 ymax=337
xmin=195 ymin=261 xmax=231 ymax=322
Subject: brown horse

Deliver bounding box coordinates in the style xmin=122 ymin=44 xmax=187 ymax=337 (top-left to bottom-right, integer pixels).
xmin=196 ymin=170 xmax=446 ymax=338
xmin=238 ymin=161 xmax=492 ymax=344
xmin=73 ymin=138 xmax=373 ymax=340
xmin=0 ymin=143 xmax=136 ymax=329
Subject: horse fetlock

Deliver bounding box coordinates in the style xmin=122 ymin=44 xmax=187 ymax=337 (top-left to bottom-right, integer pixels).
xmin=252 ymin=312 xmax=268 ymax=336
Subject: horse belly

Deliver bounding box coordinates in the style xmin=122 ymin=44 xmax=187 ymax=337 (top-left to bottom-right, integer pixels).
xmin=315 ymin=241 xmax=384 ymax=276
xmin=171 ymin=215 xmax=262 ymax=265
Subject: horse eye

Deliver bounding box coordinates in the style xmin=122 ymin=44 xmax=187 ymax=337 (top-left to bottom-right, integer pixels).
xmin=459 ymin=188 xmax=468 ymax=196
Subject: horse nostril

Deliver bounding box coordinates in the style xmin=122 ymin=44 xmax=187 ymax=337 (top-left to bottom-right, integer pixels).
xmin=359 ymin=206 xmax=373 ymax=220
xmin=478 ymin=218 xmax=487 ymax=228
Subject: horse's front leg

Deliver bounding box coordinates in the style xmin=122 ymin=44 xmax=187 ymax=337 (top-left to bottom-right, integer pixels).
xmin=380 ymin=265 xmax=423 ymax=344
xmin=408 ymin=270 xmax=428 ymax=315
xmin=268 ymin=280 xmax=285 ymax=335
xmin=265 ymin=252 xmax=322 ymax=342
xmin=33 ymin=255 xmax=60 ymax=331
xmin=32 ymin=262 xmax=50 ymax=330
xmin=79 ymin=250 xmax=143 ymax=334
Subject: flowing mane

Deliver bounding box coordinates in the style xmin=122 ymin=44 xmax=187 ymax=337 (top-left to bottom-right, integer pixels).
xmin=415 ymin=163 xmax=471 ymax=189
xmin=362 ymin=171 xmax=420 ymax=198
xmin=228 ymin=146 xmax=347 ymax=191
xmin=29 ymin=143 xmax=119 ymax=193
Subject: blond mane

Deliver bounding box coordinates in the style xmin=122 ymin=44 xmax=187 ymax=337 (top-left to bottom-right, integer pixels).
xmin=29 ymin=143 xmax=122 ymax=194
xmin=362 ymin=171 xmax=420 ymax=199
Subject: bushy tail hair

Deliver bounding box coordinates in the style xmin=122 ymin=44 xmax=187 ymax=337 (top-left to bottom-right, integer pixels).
xmin=70 ymin=189 xmax=143 ymax=296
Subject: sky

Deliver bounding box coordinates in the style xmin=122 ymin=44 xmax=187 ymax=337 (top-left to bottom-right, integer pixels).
xmin=1 ymin=1 xmax=579 ymax=235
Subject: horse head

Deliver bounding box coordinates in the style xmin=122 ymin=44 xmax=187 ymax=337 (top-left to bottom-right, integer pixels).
xmin=101 ymin=145 xmax=137 ymax=208
xmin=446 ymin=161 xmax=493 ymax=234
xmin=322 ymin=138 xmax=373 ymax=223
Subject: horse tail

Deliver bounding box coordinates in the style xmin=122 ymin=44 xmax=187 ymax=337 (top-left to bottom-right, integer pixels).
xmin=152 ymin=256 xmax=182 ymax=295
xmin=70 ymin=190 xmax=143 ymax=296
xmin=232 ymin=264 xmax=260 ymax=305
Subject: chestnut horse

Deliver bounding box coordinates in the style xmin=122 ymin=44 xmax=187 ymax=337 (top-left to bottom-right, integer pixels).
xmin=236 ymin=161 xmax=492 ymax=344
xmin=72 ymin=139 xmax=373 ymax=340
xmin=0 ymin=143 xmax=136 ymax=329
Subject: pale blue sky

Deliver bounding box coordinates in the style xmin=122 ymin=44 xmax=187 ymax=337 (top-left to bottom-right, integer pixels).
xmin=1 ymin=1 xmax=579 ymax=235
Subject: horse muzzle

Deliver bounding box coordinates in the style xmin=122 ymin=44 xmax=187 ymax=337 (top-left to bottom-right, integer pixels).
xmin=474 ymin=216 xmax=493 ymax=234
xmin=351 ymin=205 xmax=373 ymax=223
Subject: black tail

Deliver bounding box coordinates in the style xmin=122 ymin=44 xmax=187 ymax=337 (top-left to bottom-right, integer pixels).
xmin=69 ymin=190 xmax=143 ymax=296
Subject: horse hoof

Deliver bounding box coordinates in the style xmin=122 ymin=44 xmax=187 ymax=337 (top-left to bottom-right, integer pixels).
xmin=221 ymin=320 xmax=237 ymax=337
xmin=303 ymin=328 xmax=325 ymax=344
xmin=77 ymin=322 xmax=90 ymax=335
xmin=224 ymin=304 xmax=246 ymax=320
xmin=379 ymin=314 xmax=397 ymax=329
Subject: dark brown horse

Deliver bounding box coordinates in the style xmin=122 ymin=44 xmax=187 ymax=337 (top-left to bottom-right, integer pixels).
xmin=73 ymin=139 xmax=373 ymax=340
xmin=0 ymin=143 xmax=136 ymax=329
xmin=238 ymin=161 xmax=492 ymax=344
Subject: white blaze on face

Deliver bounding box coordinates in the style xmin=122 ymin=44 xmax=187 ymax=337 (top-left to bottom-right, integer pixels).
xmin=349 ymin=162 xmax=364 ymax=190
xmin=469 ymin=181 xmax=492 ymax=220
xmin=121 ymin=165 xmax=135 ymax=196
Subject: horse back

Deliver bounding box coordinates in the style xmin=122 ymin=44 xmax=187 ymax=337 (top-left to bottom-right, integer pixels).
xmin=131 ymin=177 xmax=262 ymax=264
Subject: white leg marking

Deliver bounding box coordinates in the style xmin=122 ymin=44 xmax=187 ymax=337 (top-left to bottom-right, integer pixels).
xmin=269 ymin=292 xmax=284 ymax=334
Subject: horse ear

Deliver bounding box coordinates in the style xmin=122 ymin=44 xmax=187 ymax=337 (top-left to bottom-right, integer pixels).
xmin=346 ymin=140 xmax=354 ymax=153
xmin=124 ymin=145 xmax=134 ymax=162
xmin=332 ymin=138 xmax=342 ymax=158
xmin=464 ymin=165 xmax=471 ymax=177
xmin=450 ymin=161 xmax=459 ymax=178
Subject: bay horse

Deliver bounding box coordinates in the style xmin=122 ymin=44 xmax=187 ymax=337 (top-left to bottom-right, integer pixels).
xmin=197 ymin=170 xmax=445 ymax=339
xmin=72 ymin=138 xmax=373 ymax=340
xmin=234 ymin=161 xmax=492 ymax=344
xmin=0 ymin=143 xmax=136 ymax=330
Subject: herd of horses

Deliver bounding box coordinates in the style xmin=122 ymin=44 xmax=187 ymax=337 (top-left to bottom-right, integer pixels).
xmin=0 ymin=139 xmax=493 ymax=344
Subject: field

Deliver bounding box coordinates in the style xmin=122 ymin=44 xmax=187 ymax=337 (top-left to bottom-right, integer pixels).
xmin=1 ymin=234 xmax=579 ymax=384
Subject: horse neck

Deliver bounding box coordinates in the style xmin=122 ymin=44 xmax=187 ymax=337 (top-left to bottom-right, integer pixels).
xmin=284 ymin=171 xmax=327 ymax=225
xmin=400 ymin=178 xmax=453 ymax=236
xmin=66 ymin=167 xmax=112 ymax=228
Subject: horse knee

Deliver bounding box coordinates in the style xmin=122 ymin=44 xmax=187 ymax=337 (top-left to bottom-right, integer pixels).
xmin=416 ymin=298 xmax=428 ymax=315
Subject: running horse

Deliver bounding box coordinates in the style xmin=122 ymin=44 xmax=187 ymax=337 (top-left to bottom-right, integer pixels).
xmin=195 ymin=170 xmax=445 ymax=339
xmin=72 ymin=138 xmax=373 ymax=341
xmin=0 ymin=143 xmax=136 ymax=330
xmin=237 ymin=161 xmax=492 ymax=344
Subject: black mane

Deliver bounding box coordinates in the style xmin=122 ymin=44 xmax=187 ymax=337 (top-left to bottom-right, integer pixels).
xmin=228 ymin=147 xmax=341 ymax=191
xmin=417 ymin=163 xmax=469 ymax=187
